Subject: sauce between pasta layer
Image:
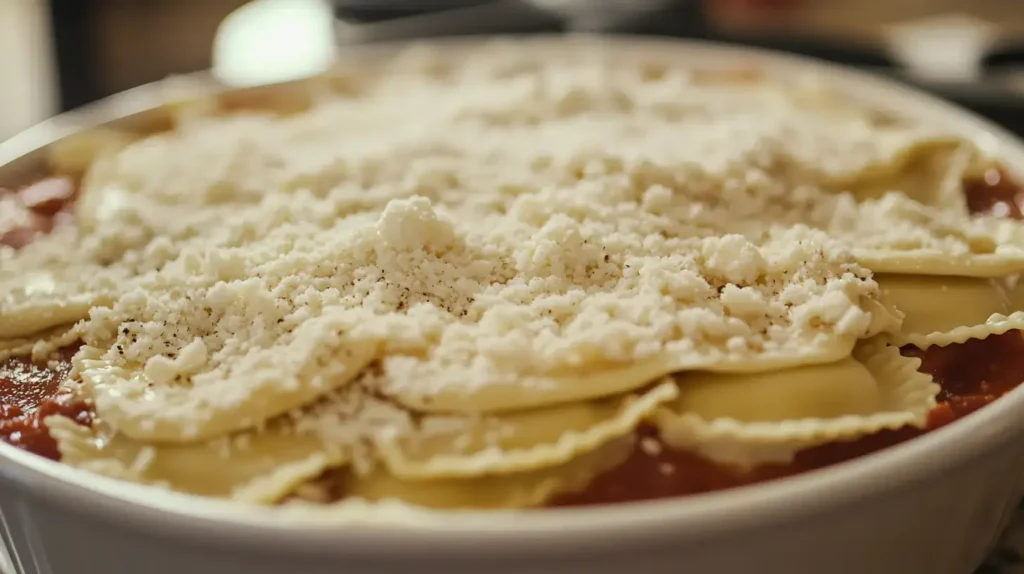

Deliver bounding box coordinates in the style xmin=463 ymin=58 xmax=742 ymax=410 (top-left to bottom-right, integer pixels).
xmin=1 ymin=169 xmax=1022 ymax=506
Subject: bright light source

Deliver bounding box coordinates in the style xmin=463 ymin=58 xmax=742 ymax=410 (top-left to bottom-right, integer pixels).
xmin=212 ymin=0 xmax=336 ymax=87
xmin=885 ymin=13 xmax=997 ymax=82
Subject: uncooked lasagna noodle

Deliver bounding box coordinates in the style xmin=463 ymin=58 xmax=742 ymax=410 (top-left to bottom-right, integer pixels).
xmin=4 ymin=38 xmax=1024 ymax=509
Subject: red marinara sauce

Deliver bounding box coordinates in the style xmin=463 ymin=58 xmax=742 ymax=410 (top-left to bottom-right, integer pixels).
xmin=0 ymin=347 xmax=91 ymax=460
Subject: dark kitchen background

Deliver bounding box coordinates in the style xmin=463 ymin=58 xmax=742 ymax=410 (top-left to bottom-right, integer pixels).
xmin=1 ymin=0 xmax=1023 ymax=139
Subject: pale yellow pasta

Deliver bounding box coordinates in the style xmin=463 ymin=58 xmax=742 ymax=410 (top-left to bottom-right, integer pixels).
xmin=0 ymin=323 xmax=78 ymax=363
xmin=876 ymin=274 xmax=1011 ymax=342
xmin=875 ymin=274 xmax=1024 ymax=347
xmin=46 ymin=416 xmax=347 ymax=503
xmin=78 ymin=329 xmax=377 ymax=443
xmin=0 ymin=269 xmax=116 ymax=340
xmin=0 ymin=337 xmax=34 ymax=362
xmin=375 ymin=380 xmax=677 ymax=479
xmin=380 ymin=337 xmax=858 ymax=414
xmin=344 ymin=438 xmax=633 ymax=510
xmin=1004 ymin=275 xmax=1024 ymax=313
xmin=0 ymin=300 xmax=92 ymax=341
xmin=671 ymin=358 xmax=880 ymax=422
xmin=830 ymin=140 xmax=972 ymax=214
xmin=854 ymin=251 xmax=1024 ymax=279
xmin=654 ymin=343 xmax=938 ymax=468
xmin=896 ymin=313 xmax=1024 ymax=349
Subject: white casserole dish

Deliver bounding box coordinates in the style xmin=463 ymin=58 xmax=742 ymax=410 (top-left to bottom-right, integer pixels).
xmin=1 ymin=35 xmax=1024 ymax=574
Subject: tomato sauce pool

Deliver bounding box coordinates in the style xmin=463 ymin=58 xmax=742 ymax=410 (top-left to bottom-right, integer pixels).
xmin=2 ymin=168 xmax=1024 ymax=506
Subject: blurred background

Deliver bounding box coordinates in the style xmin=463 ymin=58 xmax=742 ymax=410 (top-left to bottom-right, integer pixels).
xmin=2 ymin=0 xmax=1024 ymax=140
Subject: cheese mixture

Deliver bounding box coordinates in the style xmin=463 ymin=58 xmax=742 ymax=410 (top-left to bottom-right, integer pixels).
xmin=2 ymin=38 xmax=1023 ymax=511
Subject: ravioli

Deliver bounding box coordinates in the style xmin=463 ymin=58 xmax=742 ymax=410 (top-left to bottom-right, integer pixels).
xmin=654 ymin=343 xmax=938 ymax=468
xmin=77 ymin=309 xmax=379 ymax=443
xmin=875 ymin=274 xmax=1024 ymax=347
xmin=379 ymin=340 xmax=858 ymax=414
xmin=344 ymin=438 xmax=633 ymax=510
xmin=831 ymin=194 xmax=1024 ymax=278
xmin=0 ymin=268 xmax=116 ymax=340
xmin=877 ymin=275 xmax=1010 ymax=337
xmin=375 ymin=380 xmax=677 ymax=479
xmin=825 ymin=139 xmax=973 ymax=214
xmin=47 ymin=415 xmax=346 ymax=503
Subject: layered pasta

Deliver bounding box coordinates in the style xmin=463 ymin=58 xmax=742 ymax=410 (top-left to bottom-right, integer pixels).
xmin=2 ymin=39 xmax=1024 ymax=512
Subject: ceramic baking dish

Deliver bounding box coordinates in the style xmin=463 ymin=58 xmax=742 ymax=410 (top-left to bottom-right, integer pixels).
xmin=1 ymin=36 xmax=1023 ymax=574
